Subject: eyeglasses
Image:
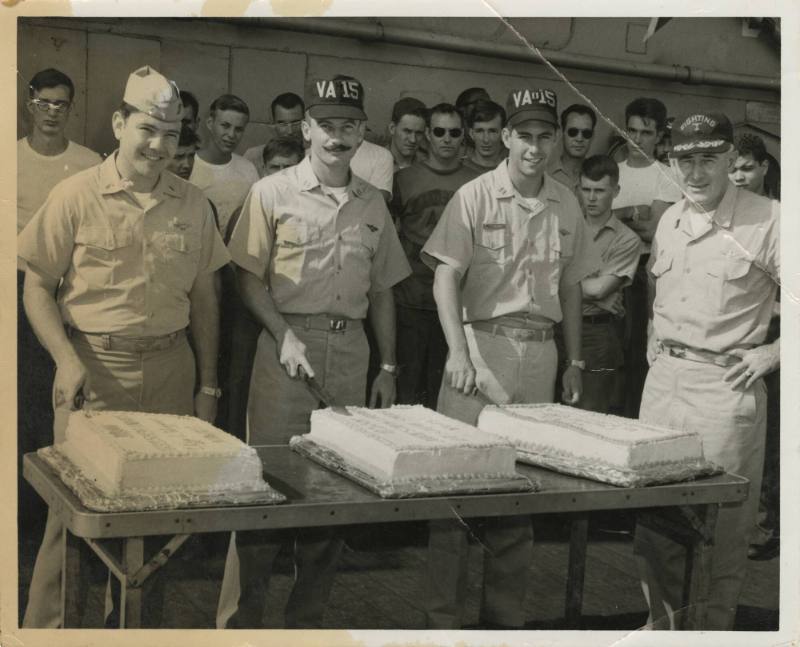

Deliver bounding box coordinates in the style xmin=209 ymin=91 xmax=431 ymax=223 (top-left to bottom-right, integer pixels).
xmin=431 ymin=127 xmax=463 ymax=138
xmin=30 ymin=98 xmax=71 ymax=114
xmin=566 ymin=127 xmax=594 ymax=139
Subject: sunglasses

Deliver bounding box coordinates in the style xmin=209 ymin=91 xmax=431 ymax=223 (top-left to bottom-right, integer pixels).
xmin=566 ymin=127 xmax=594 ymax=139
xmin=431 ymin=127 xmax=463 ymax=138
xmin=30 ymin=98 xmax=71 ymax=114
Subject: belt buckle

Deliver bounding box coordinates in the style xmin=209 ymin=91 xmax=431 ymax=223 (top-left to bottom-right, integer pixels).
xmin=330 ymin=319 xmax=347 ymax=332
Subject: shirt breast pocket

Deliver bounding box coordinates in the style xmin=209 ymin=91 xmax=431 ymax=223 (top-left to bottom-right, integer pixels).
xmin=273 ymin=223 xmax=321 ymax=278
xmin=474 ymin=222 xmax=509 ymax=265
xmin=705 ymin=256 xmax=753 ymax=313
xmin=74 ymin=226 xmax=133 ymax=288
xmin=153 ymin=232 xmax=201 ymax=292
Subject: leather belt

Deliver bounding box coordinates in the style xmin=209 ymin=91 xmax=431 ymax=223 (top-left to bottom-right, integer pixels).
xmin=662 ymin=344 xmax=741 ymax=368
xmin=283 ymin=313 xmax=362 ymax=333
xmin=582 ymin=313 xmax=618 ymax=325
xmin=470 ymin=320 xmax=554 ymax=342
xmin=67 ymin=326 xmax=185 ymax=352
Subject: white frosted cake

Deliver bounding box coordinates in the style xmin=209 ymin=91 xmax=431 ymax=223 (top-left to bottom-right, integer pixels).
xmin=58 ymin=410 xmax=268 ymax=497
xmin=477 ymin=404 xmax=708 ymax=486
xmin=296 ymin=405 xmax=519 ymax=485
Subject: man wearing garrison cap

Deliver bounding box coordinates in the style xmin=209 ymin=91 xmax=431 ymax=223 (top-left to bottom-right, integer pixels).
xmin=634 ymin=111 xmax=780 ymax=629
xmin=420 ymin=86 xmax=597 ymax=628
xmin=19 ymin=65 xmax=229 ymax=627
xmin=217 ymin=74 xmax=410 ymax=628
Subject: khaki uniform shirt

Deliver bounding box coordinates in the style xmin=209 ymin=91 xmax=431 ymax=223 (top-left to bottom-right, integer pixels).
xmin=18 ymin=155 xmax=230 ymax=336
xmin=228 ymin=156 xmax=411 ymax=320
xmin=421 ymin=161 xmax=598 ymax=324
xmin=547 ymin=156 xmax=580 ymax=195
xmin=584 ymin=215 xmax=642 ymax=316
xmin=650 ymin=184 xmax=780 ymax=354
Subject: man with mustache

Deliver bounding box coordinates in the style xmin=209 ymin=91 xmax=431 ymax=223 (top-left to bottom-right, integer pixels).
xmin=548 ymin=103 xmax=596 ymax=194
xmin=216 ymin=74 xmax=410 ymax=628
xmin=189 ymin=93 xmax=259 ymax=233
xmin=391 ymin=103 xmax=479 ymax=408
xmin=635 ymin=111 xmax=780 ymax=629
xmin=420 ymin=86 xmax=597 ymax=629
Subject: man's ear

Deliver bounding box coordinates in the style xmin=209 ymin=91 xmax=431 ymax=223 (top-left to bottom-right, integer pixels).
xmin=111 ymin=111 xmax=125 ymax=142
xmin=300 ymin=118 xmax=312 ymax=144
xmin=501 ymin=127 xmax=512 ymax=149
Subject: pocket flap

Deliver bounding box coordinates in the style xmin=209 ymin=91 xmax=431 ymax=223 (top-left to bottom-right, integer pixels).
xmin=75 ymin=226 xmax=133 ymax=250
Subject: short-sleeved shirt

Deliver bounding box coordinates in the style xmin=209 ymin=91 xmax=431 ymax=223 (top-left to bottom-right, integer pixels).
xmin=391 ymin=161 xmax=479 ymax=310
xmin=351 ymin=140 xmax=394 ymax=196
xmin=650 ymin=184 xmax=780 ymax=354
xmin=18 ymin=155 xmax=230 ymax=336
xmin=583 ymin=215 xmax=642 ymax=316
xmin=227 ymin=156 xmax=410 ymax=320
xmin=189 ymin=153 xmax=260 ymax=233
xmin=421 ymin=161 xmax=598 ymax=324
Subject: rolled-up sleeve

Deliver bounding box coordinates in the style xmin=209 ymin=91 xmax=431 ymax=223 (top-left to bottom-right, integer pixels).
xmin=227 ymin=183 xmax=273 ymax=280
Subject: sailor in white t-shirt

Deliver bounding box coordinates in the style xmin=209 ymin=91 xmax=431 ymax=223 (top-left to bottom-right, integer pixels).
xmin=190 ymin=94 xmax=259 ymax=233
xmin=351 ymin=138 xmax=394 ymax=201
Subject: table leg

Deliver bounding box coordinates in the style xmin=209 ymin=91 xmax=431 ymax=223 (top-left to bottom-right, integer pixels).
xmin=61 ymin=527 xmax=90 ymax=628
xmin=565 ymin=516 xmax=589 ymax=628
xmin=680 ymin=504 xmax=717 ymax=630
xmin=120 ymin=537 xmax=144 ymax=628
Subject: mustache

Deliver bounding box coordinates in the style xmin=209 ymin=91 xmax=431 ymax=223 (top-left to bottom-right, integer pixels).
xmin=324 ymin=144 xmax=352 ymax=153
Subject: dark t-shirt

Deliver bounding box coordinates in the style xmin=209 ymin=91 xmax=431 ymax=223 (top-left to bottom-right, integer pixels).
xmin=390 ymin=161 xmax=479 ymax=310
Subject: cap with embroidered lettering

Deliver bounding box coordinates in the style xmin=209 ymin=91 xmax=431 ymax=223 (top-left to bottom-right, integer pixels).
xmin=670 ymin=111 xmax=734 ymax=156
xmin=123 ymin=65 xmax=182 ymax=122
xmin=304 ymin=76 xmax=367 ymax=120
xmin=505 ymin=87 xmax=558 ymax=129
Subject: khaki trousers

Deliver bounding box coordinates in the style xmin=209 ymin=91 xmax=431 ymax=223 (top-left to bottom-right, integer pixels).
xmin=633 ymin=353 xmax=767 ymax=630
xmin=425 ymin=324 xmax=557 ymax=628
xmin=216 ymin=324 xmax=367 ymax=628
xmin=23 ymin=333 xmax=194 ymax=628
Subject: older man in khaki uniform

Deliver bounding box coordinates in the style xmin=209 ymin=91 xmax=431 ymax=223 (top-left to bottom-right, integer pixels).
xmin=634 ymin=111 xmax=780 ymax=630
xmin=216 ymin=75 xmax=410 ymax=628
xmin=18 ymin=66 xmax=229 ymax=628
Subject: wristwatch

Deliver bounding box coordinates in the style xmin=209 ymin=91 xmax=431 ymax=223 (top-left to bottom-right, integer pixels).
xmin=199 ymin=385 xmax=223 ymax=398
xmin=566 ymin=359 xmax=586 ymax=370
xmin=380 ymin=363 xmax=399 ymax=376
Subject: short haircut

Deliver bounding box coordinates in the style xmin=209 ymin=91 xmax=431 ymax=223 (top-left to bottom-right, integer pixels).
xmin=29 ymin=68 xmax=75 ymax=101
xmin=561 ymin=103 xmax=597 ymax=130
xmin=179 ymin=90 xmax=199 ymax=117
xmin=426 ymin=102 xmax=462 ymax=128
xmin=455 ymin=87 xmax=490 ymax=110
xmin=178 ymin=125 xmax=200 ymax=148
xmin=271 ymin=92 xmax=304 ymax=118
xmin=209 ymin=94 xmax=250 ymax=118
xmin=580 ymin=154 xmax=620 ymax=185
xmin=624 ymin=97 xmax=667 ymax=131
xmin=734 ymin=133 xmax=768 ymax=163
xmin=468 ymin=100 xmax=506 ymax=128
xmin=391 ymin=98 xmax=427 ymax=124
xmin=262 ymin=135 xmax=305 ymax=165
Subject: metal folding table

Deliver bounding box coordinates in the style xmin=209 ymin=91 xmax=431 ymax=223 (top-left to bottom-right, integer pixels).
xmin=23 ymin=446 xmax=748 ymax=629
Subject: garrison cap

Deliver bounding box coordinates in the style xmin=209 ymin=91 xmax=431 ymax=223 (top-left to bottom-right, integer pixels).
xmin=123 ymin=65 xmax=182 ymax=122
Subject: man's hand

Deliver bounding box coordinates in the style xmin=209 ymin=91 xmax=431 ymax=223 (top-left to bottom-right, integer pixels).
xmin=54 ymin=356 xmax=88 ymax=410
xmin=561 ymin=365 xmax=582 ymax=405
xmin=279 ymin=328 xmax=314 ymax=379
xmin=724 ymin=343 xmax=780 ymax=390
xmin=369 ymin=370 xmax=396 ymax=408
xmin=445 ymin=349 xmax=476 ymax=395
xmin=194 ymin=392 xmax=218 ymax=423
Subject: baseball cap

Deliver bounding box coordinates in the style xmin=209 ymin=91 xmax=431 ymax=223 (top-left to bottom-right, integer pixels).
xmin=123 ymin=65 xmax=182 ymax=122
xmin=304 ymin=76 xmax=367 ymax=121
xmin=670 ymin=111 xmax=734 ymax=156
xmin=391 ymin=96 xmax=426 ymax=122
xmin=505 ymin=87 xmax=558 ymax=129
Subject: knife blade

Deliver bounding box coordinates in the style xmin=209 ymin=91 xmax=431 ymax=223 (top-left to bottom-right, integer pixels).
xmin=305 ymin=375 xmax=336 ymax=408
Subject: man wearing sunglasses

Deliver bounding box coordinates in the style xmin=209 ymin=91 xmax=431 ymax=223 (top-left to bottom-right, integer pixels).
xmin=421 ymin=87 xmax=597 ymax=629
xmin=391 ymin=103 xmax=479 ymax=409
xmin=548 ymin=103 xmax=596 ymax=194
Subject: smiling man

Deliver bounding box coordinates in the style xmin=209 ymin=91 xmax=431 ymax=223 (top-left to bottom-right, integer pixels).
xmin=18 ymin=65 xmax=229 ymax=627
xmin=189 ymin=93 xmax=259 ymax=233
xmin=463 ymin=99 xmax=507 ymax=173
xmin=216 ymin=74 xmax=410 ymax=629
xmin=635 ymin=111 xmax=780 ymax=630
xmin=420 ymin=86 xmax=597 ymax=629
